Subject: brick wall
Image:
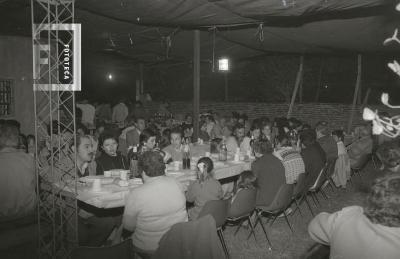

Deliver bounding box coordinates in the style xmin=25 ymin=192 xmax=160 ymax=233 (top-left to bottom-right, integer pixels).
xmin=144 ymin=102 xmax=393 ymax=131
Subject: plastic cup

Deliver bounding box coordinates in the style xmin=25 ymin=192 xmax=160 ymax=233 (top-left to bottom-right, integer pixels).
xmin=120 ymin=171 xmax=128 ymax=181
xmin=92 ymin=179 xmax=102 ymax=192
xmin=174 ymin=161 xmax=180 ymax=170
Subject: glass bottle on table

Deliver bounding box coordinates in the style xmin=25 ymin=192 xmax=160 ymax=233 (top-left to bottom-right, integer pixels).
xmin=219 ymin=138 xmax=228 ymax=161
xmin=182 ymin=139 xmax=191 ymax=169
xmin=128 ymin=145 xmax=139 ymax=178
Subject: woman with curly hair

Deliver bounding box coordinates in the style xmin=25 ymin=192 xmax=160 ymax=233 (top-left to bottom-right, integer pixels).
xmin=308 ymin=173 xmax=400 ymax=259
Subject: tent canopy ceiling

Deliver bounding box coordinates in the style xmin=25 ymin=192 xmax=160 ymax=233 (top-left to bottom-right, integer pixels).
xmin=0 ymin=0 xmax=398 ymax=65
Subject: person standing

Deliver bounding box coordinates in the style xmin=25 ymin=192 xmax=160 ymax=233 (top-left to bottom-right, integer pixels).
xmin=112 ymin=99 xmax=129 ymax=129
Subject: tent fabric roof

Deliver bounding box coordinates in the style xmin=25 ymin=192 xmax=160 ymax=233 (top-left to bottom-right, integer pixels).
xmin=77 ymin=0 xmax=391 ymax=28
xmin=0 ymin=0 xmax=398 ymax=66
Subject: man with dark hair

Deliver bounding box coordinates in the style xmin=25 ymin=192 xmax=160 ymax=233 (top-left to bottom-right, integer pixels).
xmin=50 ymin=134 xmax=114 ymax=247
xmin=251 ymin=139 xmax=286 ymax=206
xmin=123 ymin=151 xmax=187 ymax=253
xmin=0 ymin=122 xmax=36 ymax=224
xmin=162 ymin=127 xmax=184 ymax=162
xmin=300 ymin=129 xmax=326 ymax=189
xmin=315 ymin=121 xmax=338 ymax=163
xmin=125 ymin=117 xmax=146 ymax=149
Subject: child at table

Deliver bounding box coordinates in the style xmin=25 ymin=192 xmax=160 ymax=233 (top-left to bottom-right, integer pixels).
xmin=331 ymin=130 xmax=351 ymax=189
xmin=231 ymin=170 xmax=257 ymax=203
xmin=186 ymin=157 xmax=223 ymax=220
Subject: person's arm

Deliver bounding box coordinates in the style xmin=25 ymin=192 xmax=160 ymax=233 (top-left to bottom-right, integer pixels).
xmin=185 ymin=181 xmax=197 ymax=202
xmin=122 ymin=192 xmax=139 ymax=232
xmin=308 ymin=211 xmax=339 ymax=245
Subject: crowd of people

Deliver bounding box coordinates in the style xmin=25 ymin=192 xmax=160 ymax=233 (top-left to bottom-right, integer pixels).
xmin=1 ymin=98 xmax=400 ymax=258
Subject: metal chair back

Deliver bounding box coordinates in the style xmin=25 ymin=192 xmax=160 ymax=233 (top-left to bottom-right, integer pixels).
xmin=198 ymin=199 xmax=230 ymax=228
xmin=227 ymin=188 xmax=256 ymax=219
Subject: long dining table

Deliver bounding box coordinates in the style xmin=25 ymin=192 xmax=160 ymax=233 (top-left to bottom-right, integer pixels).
xmin=55 ymin=158 xmax=251 ymax=209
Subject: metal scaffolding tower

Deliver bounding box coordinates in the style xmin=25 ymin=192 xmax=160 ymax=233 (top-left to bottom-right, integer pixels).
xmin=31 ymin=0 xmax=78 ymax=258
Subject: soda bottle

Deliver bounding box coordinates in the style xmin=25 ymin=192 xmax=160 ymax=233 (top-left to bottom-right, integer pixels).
xmin=182 ymin=141 xmax=191 ymax=169
xmin=128 ymin=145 xmax=139 ymax=178
xmin=219 ymin=139 xmax=228 ymax=161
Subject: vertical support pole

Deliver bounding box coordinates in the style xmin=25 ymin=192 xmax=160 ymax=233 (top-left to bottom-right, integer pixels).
xmin=224 ymin=73 xmax=229 ymax=102
xmin=362 ymin=87 xmax=371 ymax=107
xmin=347 ymin=54 xmax=362 ymax=133
xmin=298 ymin=77 xmax=303 ymax=103
xmin=193 ymin=30 xmax=200 ymax=140
xmin=135 ymin=79 xmax=140 ymax=101
xmin=287 ymin=56 xmax=304 ymax=118
xmin=314 ymin=58 xmax=324 ymax=102
xmin=139 ymin=63 xmax=144 ymax=94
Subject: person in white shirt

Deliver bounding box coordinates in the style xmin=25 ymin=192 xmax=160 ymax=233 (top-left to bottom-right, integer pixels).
xmin=308 ymin=173 xmax=400 ymax=259
xmin=123 ymin=151 xmax=187 ymax=253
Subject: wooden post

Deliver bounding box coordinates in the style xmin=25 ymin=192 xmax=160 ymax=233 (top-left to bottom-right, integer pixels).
xmin=135 ymin=79 xmax=140 ymax=101
xmin=362 ymin=87 xmax=371 ymax=107
xmin=193 ymin=30 xmax=200 ymax=140
xmin=224 ymin=73 xmax=228 ymax=102
xmin=287 ymin=56 xmax=304 ymax=118
xmin=298 ymin=77 xmax=303 ymax=103
xmin=347 ymin=54 xmax=362 ymax=133
xmin=314 ymin=58 xmax=324 ymax=102
xmin=139 ymin=63 xmax=144 ymax=94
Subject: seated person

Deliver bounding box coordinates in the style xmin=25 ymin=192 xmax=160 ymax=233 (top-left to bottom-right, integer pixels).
xmin=53 ymin=135 xmax=97 ymax=180
xmin=331 ymin=130 xmax=351 ymax=188
xmin=251 ymin=139 xmax=286 ymax=206
xmin=231 ymin=170 xmax=257 ymax=203
xmin=315 ymin=121 xmax=338 ymax=163
xmin=125 ymin=117 xmax=146 ymax=149
xmin=308 ymin=173 xmax=400 ymax=259
xmin=52 ymin=135 xmax=115 ymax=246
xmin=225 ymin=123 xmax=247 ymax=154
xmin=348 ymin=125 xmax=373 ymax=167
xmin=158 ymin=128 xmax=171 ymax=150
xmin=261 ymin=121 xmax=274 ymax=143
xmin=96 ymin=131 xmax=129 ymax=175
xmin=376 ymin=140 xmax=400 ymax=173
xmin=162 ymin=127 xmax=184 ymax=162
xmin=300 ymin=129 xmax=326 ymax=189
xmin=0 ymin=122 xmax=36 ymax=225
xmin=123 ymin=151 xmax=188 ymax=253
xmin=118 ymin=117 xmax=137 ymax=156
xmin=241 ymin=122 xmax=262 ymax=155
xmin=274 ymin=134 xmax=305 ymax=184
xmin=186 ymin=157 xmax=223 ymax=220
xmin=138 ymin=128 xmax=158 ymax=152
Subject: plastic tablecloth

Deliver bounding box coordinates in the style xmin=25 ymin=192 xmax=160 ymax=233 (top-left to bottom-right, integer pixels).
xmin=56 ymin=160 xmax=251 ymax=209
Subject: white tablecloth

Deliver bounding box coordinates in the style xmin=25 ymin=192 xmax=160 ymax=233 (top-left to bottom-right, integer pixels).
xmin=56 ymin=160 xmax=251 ymax=209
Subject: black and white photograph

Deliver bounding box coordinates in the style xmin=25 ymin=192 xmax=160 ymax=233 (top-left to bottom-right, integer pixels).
xmin=0 ymin=0 xmax=400 ymax=258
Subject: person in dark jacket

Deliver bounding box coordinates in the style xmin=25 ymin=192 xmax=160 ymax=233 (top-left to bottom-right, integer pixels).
xmin=96 ymin=131 xmax=128 ymax=175
xmin=315 ymin=121 xmax=338 ymax=163
xmin=251 ymin=139 xmax=286 ymax=206
xmin=300 ymin=129 xmax=326 ymax=189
